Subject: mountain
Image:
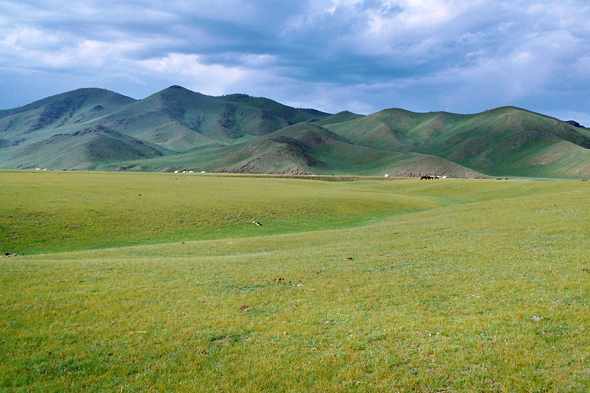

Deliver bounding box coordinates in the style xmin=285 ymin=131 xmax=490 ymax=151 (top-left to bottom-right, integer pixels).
xmin=215 ymin=122 xmax=481 ymax=177
xmin=2 ymin=125 xmax=170 ymax=170
xmin=322 ymin=107 xmax=590 ymax=178
xmin=92 ymin=86 xmax=330 ymax=151
xmin=0 ymin=88 xmax=136 ymax=141
xmin=0 ymin=86 xmax=589 ymax=178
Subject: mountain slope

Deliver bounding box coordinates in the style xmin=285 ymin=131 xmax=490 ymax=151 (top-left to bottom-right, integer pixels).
xmin=199 ymin=123 xmax=484 ymax=177
xmin=95 ymin=86 xmax=331 ymax=151
xmin=0 ymin=86 xmax=589 ymax=178
xmin=0 ymin=125 xmax=169 ymax=170
xmin=0 ymin=88 xmax=136 ymax=143
xmin=323 ymin=106 xmax=590 ymax=177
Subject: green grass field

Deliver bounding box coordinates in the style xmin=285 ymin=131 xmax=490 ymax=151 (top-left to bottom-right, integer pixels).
xmin=2 ymin=171 xmax=590 ymax=391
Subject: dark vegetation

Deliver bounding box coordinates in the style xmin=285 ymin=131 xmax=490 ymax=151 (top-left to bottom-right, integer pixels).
xmin=1 ymin=86 xmax=589 ymax=178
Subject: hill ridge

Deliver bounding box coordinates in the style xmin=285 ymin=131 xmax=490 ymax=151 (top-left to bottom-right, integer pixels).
xmin=0 ymin=86 xmax=588 ymax=178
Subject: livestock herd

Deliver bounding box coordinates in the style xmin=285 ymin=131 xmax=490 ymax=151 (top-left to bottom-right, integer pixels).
xmin=420 ymin=175 xmax=443 ymax=180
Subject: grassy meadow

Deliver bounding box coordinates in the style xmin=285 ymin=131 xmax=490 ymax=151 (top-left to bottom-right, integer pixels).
xmin=1 ymin=171 xmax=590 ymax=391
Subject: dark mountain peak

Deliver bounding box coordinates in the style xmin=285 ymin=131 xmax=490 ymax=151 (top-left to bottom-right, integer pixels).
xmin=69 ymin=87 xmax=114 ymax=94
xmin=218 ymin=93 xmax=331 ymax=117
xmin=160 ymin=85 xmax=200 ymax=95
xmin=147 ymin=86 xmax=207 ymax=106
xmin=44 ymin=88 xmax=134 ymax=104
xmin=220 ymin=93 xmax=252 ymax=100
xmin=0 ymin=88 xmax=135 ymax=119
xmin=566 ymin=120 xmax=585 ymax=128
xmin=378 ymin=108 xmax=414 ymax=115
xmin=316 ymin=111 xmax=364 ymax=126
xmin=484 ymin=106 xmax=535 ymax=116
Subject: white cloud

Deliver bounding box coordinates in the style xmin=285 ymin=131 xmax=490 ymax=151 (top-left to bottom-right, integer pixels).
xmin=395 ymin=0 xmax=454 ymax=28
xmin=137 ymin=53 xmax=247 ymax=96
xmin=1 ymin=26 xmax=62 ymax=49
xmin=237 ymin=53 xmax=278 ymax=68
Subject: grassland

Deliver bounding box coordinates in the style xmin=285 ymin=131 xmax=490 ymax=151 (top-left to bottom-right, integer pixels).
xmin=2 ymin=171 xmax=590 ymax=392
xmin=0 ymin=171 xmax=440 ymax=255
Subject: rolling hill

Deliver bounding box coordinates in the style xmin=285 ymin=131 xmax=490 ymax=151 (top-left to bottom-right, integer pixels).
xmin=0 ymin=86 xmax=588 ymax=178
xmin=2 ymin=125 xmax=170 ymax=170
xmin=322 ymin=107 xmax=590 ymax=178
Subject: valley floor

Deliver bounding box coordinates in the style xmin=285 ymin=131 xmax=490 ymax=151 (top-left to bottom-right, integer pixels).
xmin=1 ymin=172 xmax=589 ymax=391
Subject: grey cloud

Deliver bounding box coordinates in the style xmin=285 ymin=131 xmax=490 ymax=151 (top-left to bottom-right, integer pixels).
xmin=0 ymin=0 xmax=589 ymax=125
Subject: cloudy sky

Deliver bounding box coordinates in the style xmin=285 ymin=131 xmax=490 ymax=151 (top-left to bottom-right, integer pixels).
xmin=1 ymin=0 xmax=589 ymax=124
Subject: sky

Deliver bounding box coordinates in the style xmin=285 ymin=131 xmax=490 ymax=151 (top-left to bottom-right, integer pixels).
xmin=1 ymin=0 xmax=589 ymax=124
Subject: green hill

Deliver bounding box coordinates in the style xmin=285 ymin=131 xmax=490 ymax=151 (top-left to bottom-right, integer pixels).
xmin=95 ymin=86 xmax=331 ymax=151
xmin=199 ymin=123 xmax=483 ymax=177
xmin=323 ymin=106 xmax=590 ymax=178
xmin=315 ymin=110 xmax=365 ymax=126
xmin=0 ymin=86 xmax=588 ymax=178
xmin=0 ymin=88 xmax=136 ymax=141
xmin=2 ymin=125 xmax=170 ymax=170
